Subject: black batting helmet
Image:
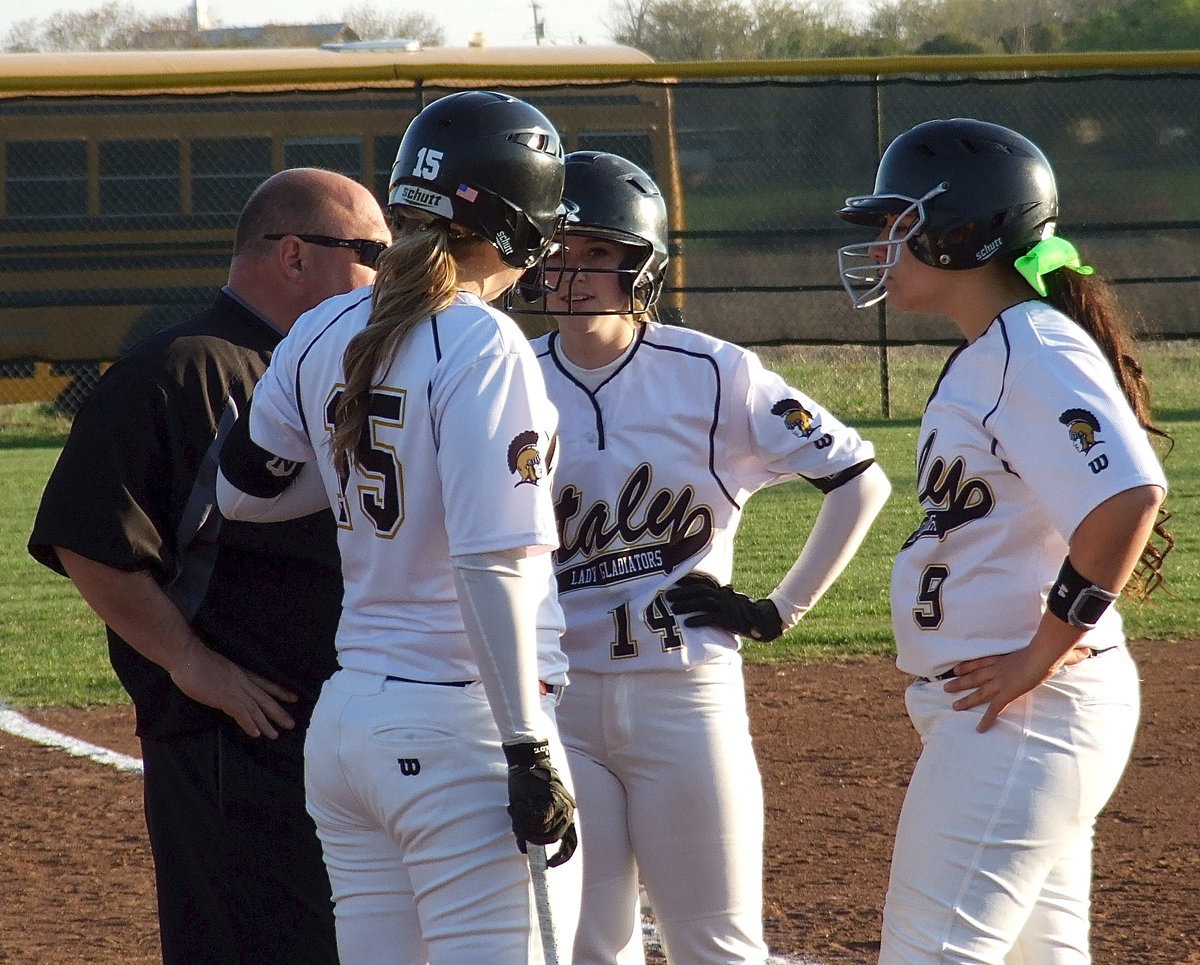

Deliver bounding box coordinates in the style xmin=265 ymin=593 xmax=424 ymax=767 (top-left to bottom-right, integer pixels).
xmin=511 ymin=150 xmax=669 ymax=315
xmin=389 ymin=90 xmax=567 ymax=269
xmin=563 ymin=151 xmax=669 ymax=309
xmin=837 ymin=118 xmax=1059 ymax=307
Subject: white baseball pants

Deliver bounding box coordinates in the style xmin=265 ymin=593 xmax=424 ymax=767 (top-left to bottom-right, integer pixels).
xmin=557 ymin=659 xmax=769 ymax=965
xmin=305 ymin=669 xmax=581 ymax=965
xmin=879 ymin=647 xmax=1140 ymax=965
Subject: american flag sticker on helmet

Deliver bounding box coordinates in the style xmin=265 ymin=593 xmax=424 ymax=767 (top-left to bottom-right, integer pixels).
xmin=456 ymin=184 xmax=479 ymax=202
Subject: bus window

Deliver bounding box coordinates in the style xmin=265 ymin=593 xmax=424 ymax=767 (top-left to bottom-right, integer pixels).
xmin=192 ymin=137 xmax=273 ymax=215
xmin=6 ymin=140 xmax=87 ymax=219
xmin=283 ymin=137 xmax=362 ymax=179
xmin=577 ymin=131 xmax=656 ymax=178
xmin=0 ymin=44 xmax=671 ymax=407
xmin=373 ymin=135 xmax=403 ymax=203
xmin=100 ymin=139 xmax=181 ymax=216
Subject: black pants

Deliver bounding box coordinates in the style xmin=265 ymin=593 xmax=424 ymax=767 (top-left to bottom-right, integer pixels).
xmin=140 ymin=723 xmax=337 ymax=965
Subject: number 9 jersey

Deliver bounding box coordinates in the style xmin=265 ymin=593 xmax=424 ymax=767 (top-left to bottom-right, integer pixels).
xmin=891 ymin=300 xmax=1167 ymax=679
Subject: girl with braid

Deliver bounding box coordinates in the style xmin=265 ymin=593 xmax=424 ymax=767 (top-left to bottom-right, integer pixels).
xmin=837 ymin=118 xmax=1172 ymax=965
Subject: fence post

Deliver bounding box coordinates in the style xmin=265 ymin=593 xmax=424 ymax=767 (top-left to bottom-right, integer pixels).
xmin=872 ymin=75 xmax=892 ymax=419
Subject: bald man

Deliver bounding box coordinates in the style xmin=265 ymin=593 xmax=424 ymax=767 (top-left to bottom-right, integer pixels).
xmin=29 ymin=169 xmax=390 ymax=965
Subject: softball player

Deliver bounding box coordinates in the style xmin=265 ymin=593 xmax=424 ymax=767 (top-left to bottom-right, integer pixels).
xmin=518 ymin=151 xmax=891 ymax=964
xmin=837 ymin=118 xmax=1172 ymax=964
xmin=217 ymin=91 xmax=580 ymax=965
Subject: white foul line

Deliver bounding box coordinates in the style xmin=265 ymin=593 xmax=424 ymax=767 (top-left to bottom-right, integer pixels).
xmin=0 ymin=705 xmax=143 ymax=774
xmin=0 ymin=704 xmax=818 ymax=964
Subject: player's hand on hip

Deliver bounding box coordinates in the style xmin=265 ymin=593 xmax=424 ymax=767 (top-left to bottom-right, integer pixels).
xmin=664 ymin=573 xmax=784 ymax=642
xmin=168 ymin=641 xmax=298 ymax=739
xmin=503 ymin=740 xmax=578 ymax=867
xmin=943 ymin=646 xmax=1063 ymax=733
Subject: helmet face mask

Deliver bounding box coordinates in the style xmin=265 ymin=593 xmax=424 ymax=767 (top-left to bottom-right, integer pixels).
xmin=837 ymin=118 xmax=1059 ymax=309
xmin=511 ymin=151 xmax=668 ymax=317
xmin=837 ymin=184 xmax=948 ymax=309
xmin=535 ymin=230 xmax=658 ymax=315
xmin=388 ymin=90 xmax=567 ymax=270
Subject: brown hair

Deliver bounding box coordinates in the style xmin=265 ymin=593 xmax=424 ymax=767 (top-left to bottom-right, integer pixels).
xmin=330 ymin=216 xmax=485 ymax=471
xmin=1038 ymin=266 xmax=1174 ymax=599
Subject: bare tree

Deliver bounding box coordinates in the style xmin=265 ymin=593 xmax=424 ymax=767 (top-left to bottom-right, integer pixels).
xmin=4 ymin=2 xmax=191 ymax=52
xmin=610 ymin=0 xmax=658 ymax=51
xmin=612 ymin=0 xmax=854 ymax=60
xmin=341 ymin=4 xmax=445 ymax=46
xmin=3 ymin=1 xmax=446 ymax=52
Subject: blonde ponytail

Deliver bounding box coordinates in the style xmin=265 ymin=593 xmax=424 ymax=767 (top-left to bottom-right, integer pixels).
xmin=330 ymin=219 xmax=458 ymax=470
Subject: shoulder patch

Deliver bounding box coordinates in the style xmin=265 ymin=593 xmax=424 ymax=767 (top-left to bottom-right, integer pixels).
xmin=771 ymin=398 xmax=817 ymax=438
xmin=1058 ymin=407 xmax=1102 ymax=454
xmin=507 ymin=430 xmax=546 ymax=486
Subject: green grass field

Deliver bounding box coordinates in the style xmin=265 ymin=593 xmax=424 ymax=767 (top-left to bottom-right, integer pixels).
xmin=1 ymin=341 xmax=1195 ymax=707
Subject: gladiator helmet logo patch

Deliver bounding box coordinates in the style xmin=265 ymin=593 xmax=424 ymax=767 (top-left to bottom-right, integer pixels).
xmin=507 ymin=430 xmax=546 ymax=486
xmin=1059 ymin=408 xmax=1103 ymax=454
xmin=771 ymin=398 xmax=817 ymax=438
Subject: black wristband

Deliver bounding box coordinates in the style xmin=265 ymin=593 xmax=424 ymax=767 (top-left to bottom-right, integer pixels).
xmin=1046 ymin=557 xmax=1118 ymax=630
xmin=503 ymin=739 xmax=551 ymax=770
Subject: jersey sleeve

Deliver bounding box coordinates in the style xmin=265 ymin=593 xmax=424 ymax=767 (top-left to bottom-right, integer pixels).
xmin=29 ymin=356 xmax=178 ymax=577
xmin=736 ymin=350 xmax=875 ymax=487
xmin=245 ymin=326 xmax=318 ymax=464
xmin=432 ymin=336 xmax=560 ymax=558
xmin=989 ymin=342 xmax=1167 ymax=541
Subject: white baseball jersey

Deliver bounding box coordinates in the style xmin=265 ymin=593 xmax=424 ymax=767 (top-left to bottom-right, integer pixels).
xmin=533 ymin=320 xmax=876 ymax=674
xmin=891 ymin=298 xmax=1167 ymax=678
xmin=248 ymin=287 xmax=567 ymax=684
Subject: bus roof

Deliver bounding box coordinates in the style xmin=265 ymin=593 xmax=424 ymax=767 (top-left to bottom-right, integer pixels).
xmin=0 ymin=45 xmax=657 ymax=96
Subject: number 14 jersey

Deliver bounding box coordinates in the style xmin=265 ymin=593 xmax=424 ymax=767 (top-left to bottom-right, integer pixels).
xmin=534 ymin=321 xmax=875 ymax=674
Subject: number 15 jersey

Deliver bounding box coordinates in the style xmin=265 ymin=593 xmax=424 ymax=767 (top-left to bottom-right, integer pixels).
xmin=248 ymin=288 xmax=565 ymax=684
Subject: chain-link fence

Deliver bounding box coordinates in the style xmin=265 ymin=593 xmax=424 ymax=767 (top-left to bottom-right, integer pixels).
xmin=668 ymin=70 xmax=1200 ymax=351
xmin=1 ymin=53 xmax=1197 ymax=411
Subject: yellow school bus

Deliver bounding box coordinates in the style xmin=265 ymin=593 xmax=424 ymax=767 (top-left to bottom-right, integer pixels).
xmin=0 ymin=44 xmax=680 ymax=407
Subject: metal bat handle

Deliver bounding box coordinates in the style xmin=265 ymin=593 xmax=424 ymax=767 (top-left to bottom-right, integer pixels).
xmin=529 ymin=844 xmax=559 ymax=965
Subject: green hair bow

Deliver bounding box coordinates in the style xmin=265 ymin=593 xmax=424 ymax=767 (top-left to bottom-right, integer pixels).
xmin=1014 ymin=236 xmax=1094 ymax=296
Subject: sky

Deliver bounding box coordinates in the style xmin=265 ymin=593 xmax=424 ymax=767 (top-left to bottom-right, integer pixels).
xmin=0 ymin=0 xmax=634 ymax=47
xmin=0 ymin=0 xmax=870 ymax=48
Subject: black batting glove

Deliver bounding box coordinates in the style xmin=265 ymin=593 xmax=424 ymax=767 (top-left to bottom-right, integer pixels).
xmin=503 ymin=739 xmax=578 ymax=867
xmin=664 ymin=573 xmax=785 ymax=643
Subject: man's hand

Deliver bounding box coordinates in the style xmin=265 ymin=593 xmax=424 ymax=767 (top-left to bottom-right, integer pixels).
xmin=168 ymin=641 xmax=297 ymax=739
xmin=503 ymin=740 xmax=577 ymax=867
xmin=53 ymin=547 xmax=296 ymax=739
xmin=664 ymin=573 xmax=785 ymax=642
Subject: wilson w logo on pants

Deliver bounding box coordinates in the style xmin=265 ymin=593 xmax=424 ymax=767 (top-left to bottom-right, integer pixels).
xmin=397 ymin=758 xmax=421 ymax=776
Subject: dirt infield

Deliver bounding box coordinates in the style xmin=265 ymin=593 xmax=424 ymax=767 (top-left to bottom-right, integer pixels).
xmin=3 ymin=638 xmax=1198 ymax=964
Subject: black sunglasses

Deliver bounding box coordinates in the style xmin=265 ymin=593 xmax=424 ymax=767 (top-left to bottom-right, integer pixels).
xmin=263 ymin=233 xmax=388 ymax=269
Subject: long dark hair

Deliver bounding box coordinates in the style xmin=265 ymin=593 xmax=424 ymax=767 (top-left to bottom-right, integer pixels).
xmin=1038 ymin=266 xmax=1173 ymax=599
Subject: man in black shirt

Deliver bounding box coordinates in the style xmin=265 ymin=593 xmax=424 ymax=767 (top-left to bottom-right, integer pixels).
xmin=29 ymin=168 xmax=390 ymax=965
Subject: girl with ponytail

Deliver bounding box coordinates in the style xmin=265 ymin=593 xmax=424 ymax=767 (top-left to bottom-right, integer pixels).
xmin=218 ymin=91 xmax=582 ymax=963
xmin=838 ymin=117 xmax=1170 ymax=965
